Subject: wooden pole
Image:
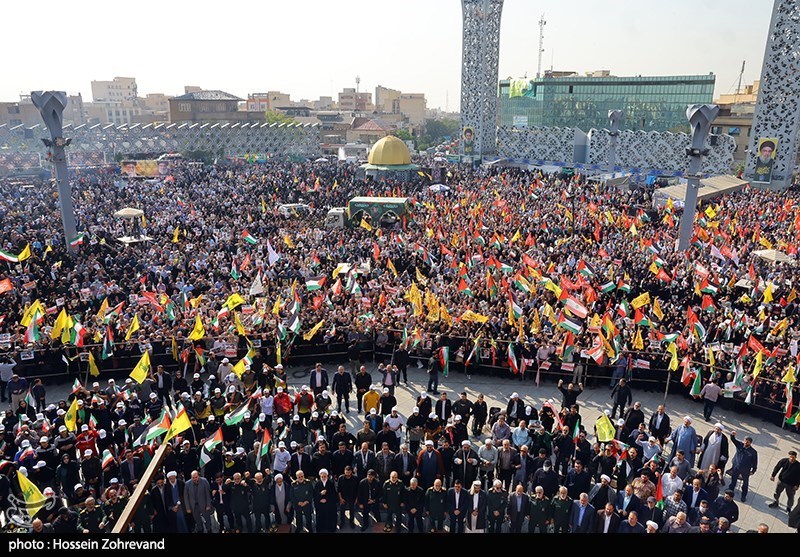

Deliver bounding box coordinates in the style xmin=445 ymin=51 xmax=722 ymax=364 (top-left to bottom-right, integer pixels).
xmin=111 ymin=442 xmax=169 ymax=533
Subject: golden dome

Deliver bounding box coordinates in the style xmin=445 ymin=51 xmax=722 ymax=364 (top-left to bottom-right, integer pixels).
xmin=367 ymin=135 xmax=412 ymax=166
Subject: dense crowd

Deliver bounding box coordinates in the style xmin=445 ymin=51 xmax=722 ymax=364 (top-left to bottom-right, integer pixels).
xmin=0 ymin=157 xmax=799 ymax=533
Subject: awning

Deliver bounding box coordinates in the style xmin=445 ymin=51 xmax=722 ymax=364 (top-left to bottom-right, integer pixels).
xmin=753 ymin=249 xmax=795 ymax=264
xmin=653 ymin=175 xmax=748 ymax=208
xmin=113 ymin=207 xmax=144 ymax=218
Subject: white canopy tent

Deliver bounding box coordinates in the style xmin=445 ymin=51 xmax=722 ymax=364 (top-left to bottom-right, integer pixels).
xmin=652 ymin=175 xmax=748 ymax=209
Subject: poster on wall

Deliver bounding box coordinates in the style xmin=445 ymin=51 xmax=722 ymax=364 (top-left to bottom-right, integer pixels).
xmin=462 ymin=127 xmax=475 ymax=155
xmin=752 ymin=137 xmax=778 ymax=183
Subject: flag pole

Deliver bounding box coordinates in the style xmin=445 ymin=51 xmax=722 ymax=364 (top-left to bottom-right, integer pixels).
xmin=664 ymin=370 xmax=671 ymax=403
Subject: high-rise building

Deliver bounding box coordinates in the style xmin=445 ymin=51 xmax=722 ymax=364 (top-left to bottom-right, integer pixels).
xmin=89 ymin=76 xmax=141 ymax=124
xmin=338 ymin=88 xmax=374 ymax=113
xmin=499 ymin=72 xmax=715 ymax=132
xmin=713 ymin=81 xmax=759 ymax=162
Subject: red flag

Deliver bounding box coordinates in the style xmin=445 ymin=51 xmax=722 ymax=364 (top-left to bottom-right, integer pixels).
xmin=372 ymin=242 xmax=381 ymax=260
xmin=0 ymin=278 xmax=13 ymax=295
xmin=747 ymin=334 xmax=766 ymax=354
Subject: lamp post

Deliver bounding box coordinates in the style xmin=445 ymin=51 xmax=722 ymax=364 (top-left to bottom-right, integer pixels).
xmin=31 ymin=91 xmax=79 ymax=254
xmin=677 ymin=104 xmax=719 ymax=252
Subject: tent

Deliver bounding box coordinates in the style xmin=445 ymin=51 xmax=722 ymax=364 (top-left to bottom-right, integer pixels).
xmin=652 ymin=175 xmax=748 ymax=209
xmin=753 ymin=249 xmax=795 ymax=264
xmin=114 ymin=207 xmax=144 ymax=219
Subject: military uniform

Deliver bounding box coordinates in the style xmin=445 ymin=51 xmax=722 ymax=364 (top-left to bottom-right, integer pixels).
xmin=382 ymin=479 xmax=404 ymax=530
xmin=78 ymin=506 xmax=105 ymax=533
xmin=425 ymin=486 xmax=447 ymax=531
xmin=551 ymin=496 xmax=572 ymax=533
xmin=528 ymin=495 xmax=551 ymax=533
xmin=486 ymin=488 xmax=509 ymax=533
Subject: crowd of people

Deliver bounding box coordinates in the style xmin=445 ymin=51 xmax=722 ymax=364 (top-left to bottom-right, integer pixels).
xmin=0 ymin=156 xmax=799 ymax=534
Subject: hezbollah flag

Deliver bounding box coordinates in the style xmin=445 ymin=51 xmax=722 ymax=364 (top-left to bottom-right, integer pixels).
xmin=88 ymin=351 xmax=100 ymax=377
xmin=17 ymin=471 xmax=47 ymax=517
xmin=129 ymin=351 xmax=151 ymax=384
xmin=125 ymin=314 xmax=140 ymax=341
xmin=164 ymin=405 xmax=192 ymax=443
xmin=64 ymin=396 xmax=80 ymax=432
xmin=595 ymin=413 xmax=616 ymax=443
xmin=188 ymin=314 xmax=206 ymax=341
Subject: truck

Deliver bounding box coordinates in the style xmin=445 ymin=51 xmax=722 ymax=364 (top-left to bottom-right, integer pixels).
xmin=325 ymin=196 xmax=410 ymax=229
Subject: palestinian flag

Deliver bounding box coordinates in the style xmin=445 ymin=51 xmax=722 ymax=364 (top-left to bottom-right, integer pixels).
xmin=693 ymin=322 xmax=707 ymax=341
xmin=256 ymin=428 xmax=272 ymax=470
xmin=101 ymin=326 xmax=114 ymax=360
xmin=654 ymin=476 xmax=665 ymax=510
xmin=101 ymin=449 xmax=115 ymax=470
xmin=287 ymin=313 xmax=301 ymax=335
xmin=557 ymin=313 xmax=582 ymax=335
xmin=510 ymin=297 xmax=523 ymax=320
xmin=513 ymin=274 xmax=530 ymax=294
xmin=225 ymin=401 xmax=251 ymax=426
xmin=499 ymin=262 xmax=513 ymax=273
xmin=577 ymin=260 xmax=595 ymax=277
xmin=242 ymin=230 xmax=258 ymax=245
xmin=277 ymin=320 xmax=288 ymax=341
xmin=700 ymin=279 xmax=718 ymax=296
xmin=305 ymin=277 xmax=326 ymax=291
xmin=600 ymin=281 xmax=616 ymax=294
xmin=465 ymin=337 xmax=481 ymax=368
xmin=660 ymin=332 xmax=680 ymax=344
xmin=786 ymin=409 xmax=799 ymax=426
xmin=634 ymin=309 xmax=650 ymax=328
xmin=701 ymin=295 xmax=716 ymax=313
xmin=199 ymin=428 xmax=224 ymax=468
xmin=457 ymin=278 xmax=473 ymax=297
xmin=145 ymin=410 xmax=172 ymax=442
xmin=507 ymin=343 xmax=519 ymax=374
xmin=617 ymin=279 xmax=631 ymax=293
xmin=230 ymin=260 xmax=240 ymax=280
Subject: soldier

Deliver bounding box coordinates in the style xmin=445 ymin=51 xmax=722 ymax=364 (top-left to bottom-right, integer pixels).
xmin=486 ymin=479 xmax=509 ymax=533
xmin=78 ymin=497 xmax=106 ymax=533
xmin=528 ymin=485 xmax=551 ymax=533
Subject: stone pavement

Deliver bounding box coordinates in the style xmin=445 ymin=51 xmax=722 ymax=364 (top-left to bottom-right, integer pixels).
xmin=41 ymin=363 xmax=799 ymax=533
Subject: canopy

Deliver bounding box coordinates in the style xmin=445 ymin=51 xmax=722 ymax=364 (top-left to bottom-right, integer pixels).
xmin=428 ymin=184 xmax=451 ymax=192
xmin=314 ymin=157 xmax=329 ymax=162
xmin=114 ymin=207 xmax=144 ymax=218
xmin=753 ymin=249 xmax=795 ymax=264
xmin=653 ymin=175 xmax=748 ymax=208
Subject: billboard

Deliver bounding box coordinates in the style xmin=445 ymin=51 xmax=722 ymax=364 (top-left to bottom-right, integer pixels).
xmin=462 ymin=127 xmax=475 ymax=155
xmin=120 ymin=159 xmax=171 ymax=178
xmin=752 ymin=137 xmax=777 ymax=184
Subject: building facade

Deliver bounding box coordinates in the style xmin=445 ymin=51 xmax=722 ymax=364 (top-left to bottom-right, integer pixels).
xmin=1 ymin=94 xmax=86 ymax=127
xmin=499 ymin=73 xmax=715 ymax=132
xmin=169 ymin=90 xmax=264 ymax=123
xmin=246 ymin=92 xmax=291 ymax=112
xmin=338 ymin=88 xmax=374 ymax=112
xmin=712 ymin=81 xmax=759 ymax=163
xmin=90 ymin=76 xmax=142 ymax=125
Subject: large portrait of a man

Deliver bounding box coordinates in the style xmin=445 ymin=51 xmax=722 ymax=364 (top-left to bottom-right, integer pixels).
xmin=753 ymin=138 xmax=777 ymax=183
xmin=462 ymin=127 xmax=475 ymax=155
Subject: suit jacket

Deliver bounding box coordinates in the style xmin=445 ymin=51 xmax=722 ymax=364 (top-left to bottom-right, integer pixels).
xmin=569 ymin=502 xmax=596 ymax=533
xmin=309 ymin=369 xmax=329 ymax=391
xmin=648 ymin=412 xmax=671 ymax=440
xmin=637 ymin=504 xmax=664 ymax=528
xmin=595 ymin=509 xmax=621 ymax=533
xmin=507 ymin=492 xmax=531 ymax=523
xmin=120 ymin=457 xmax=144 ymax=486
xmin=682 ymin=487 xmax=709 ymax=508
xmin=353 ymin=450 xmax=377 ymax=479
xmin=393 ymin=451 xmax=418 ymax=479
xmin=435 ymin=399 xmax=452 ymax=421
xmin=184 ymin=477 xmax=212 ymax=512
xmin=614 ymin=491 xmax=640 ymax=517
xmin=289 ymin=451 xmax=313 ymax=478
xmin=150 ymin=484 xmax=170 ymax=531
xmin=446 ymin=487 xmax=471 ymax=518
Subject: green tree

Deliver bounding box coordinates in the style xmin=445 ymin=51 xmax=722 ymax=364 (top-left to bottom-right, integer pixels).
xmin=394 ymin=129 xmax=413 ymax=141
xmin=264 ymin=110 xmax=297 ymax=125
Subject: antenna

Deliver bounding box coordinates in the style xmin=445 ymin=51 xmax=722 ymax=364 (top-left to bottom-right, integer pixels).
xmin=537 ymin=15 xmax=546 ymax=79
xmin=355 ymin=76 xmax=361 ymax=93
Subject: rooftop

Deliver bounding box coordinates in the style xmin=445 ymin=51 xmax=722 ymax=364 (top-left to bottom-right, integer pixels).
xmin=171 ymin=90 xmax=243 ymax=102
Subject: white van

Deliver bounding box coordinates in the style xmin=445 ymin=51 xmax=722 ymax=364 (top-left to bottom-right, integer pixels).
xmin=278 ymin=203 xmax=311 ymax=218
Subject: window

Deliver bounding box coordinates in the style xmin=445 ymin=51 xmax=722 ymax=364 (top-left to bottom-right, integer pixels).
xmin=727 ymin=127 xmax=741 ymax=136
xmin=179 ymin=102 xmax=191 ymax=112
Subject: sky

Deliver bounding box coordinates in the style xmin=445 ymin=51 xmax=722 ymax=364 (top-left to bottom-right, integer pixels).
xmin=2 ymin=0 xmax=773 ymax=111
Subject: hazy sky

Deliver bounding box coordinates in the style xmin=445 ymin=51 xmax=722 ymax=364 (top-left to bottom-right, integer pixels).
xmin=3 ymin=0 xmax=773 ymax=110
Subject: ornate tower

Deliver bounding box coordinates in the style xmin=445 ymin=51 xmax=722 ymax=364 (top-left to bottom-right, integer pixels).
xmin=460 ymin=0 xmax=504 ymax=160
xmin=746 ymin=0 xmax=800 ymax=189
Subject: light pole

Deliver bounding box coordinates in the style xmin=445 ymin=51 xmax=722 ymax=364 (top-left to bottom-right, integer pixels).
xmin=31 ymin=91 xmax=79 ymax=254
xmin=607 ymin=110 xmax=624 ymax=173
xmin=677 ymin=104 xmax=719 ymax=252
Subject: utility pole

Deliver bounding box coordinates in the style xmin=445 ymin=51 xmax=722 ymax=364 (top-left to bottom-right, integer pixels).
xmin=537 ymin=14 xmax=546 ymax=79
xmin=735 ymin=60 xmax=746 ymax=102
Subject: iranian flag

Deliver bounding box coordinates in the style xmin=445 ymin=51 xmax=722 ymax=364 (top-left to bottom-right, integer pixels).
xmin=654 ymin=475 xmax=665 ymax=509
xmin=0 ymin=248 xmax=22 ymax=262
xmin=23 ymin=313 xmax=41 ymax=343
xmin=225 ymin=401 xmax=251 ymax=426
xmin=784 ymin=383 xmax=794 ymax=422
xmin=507 ymin=343 xmax=519 ymax=374
xmin=572 ymin=419 xmax=582 ymax=444
xmin=101 ymin=449 xmax=115 ymax=470
xmin=306 ymin=277 xmax=327 ymax=291
xmin=70 ymin=321 xmax=87 ymax=347
xmin=690 ymin=368 xmax=703 ymax=397
xmin=786 ymin=409 xmax=799 ymax=426
xmin=256 ymin=428 xmax=272 ymax=470
xmin=145 ymin=410 xmax=172 ymax=442
xmin=72 ymin=378 xmax=83 ymax=394
xmin=199 ymin=428 xmax=224 ymax=468
xmin=69 ymin=234 xmax=86 ymax=248
xmin=465 ymin=337 xmax=481 ymax=368
xmin=241 ymin=230 xmax=258 ymax=245
xmin=440 ymin=346 xmax=450 ymax=377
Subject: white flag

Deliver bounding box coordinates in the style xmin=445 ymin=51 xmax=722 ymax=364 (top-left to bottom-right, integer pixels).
xmin=267 ymin=240 xmax=281 ymax=266
xmin=250 ymin=271 xmax=265 ymax=296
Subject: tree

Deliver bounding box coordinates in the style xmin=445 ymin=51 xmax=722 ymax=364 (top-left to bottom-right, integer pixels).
xmin=264 ymin=110 xmax=297 ymax=125
xmin=394 ymin=130 xmax=413 ymax=141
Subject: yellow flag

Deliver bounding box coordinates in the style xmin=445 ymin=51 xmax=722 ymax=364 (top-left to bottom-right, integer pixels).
xmin=188 ymin=314 xmax=206 ymax=341
xmin=781 ymin=364 xmax=797 ymax=384
xmin=284 ymin=234 xmax=295 ymax=248
xmin=276 ymin=338 xmax=282 ymax=365
xmin=387 ymin=258 xmax=398 ymax=278
xmin=629 ymin=223 xmax=637 ymax=236
xmin=530 ymin=309 xmax=542 ymax=333
xmin=652 ymin=298 xmax=664 ymax=321
xmin=234 ymin=312 xmax=247 ymax=336
xmin=595 ymin=413 xmax=616 ymax=443
xmin=125 ymin=314 xmax=140 ymax=341
xmin=97 ymin=297 xmax=109 ymax=319
xmin=271 ymin=296 xmax=282 ymax=315
xmin=163 ymin=406 xmax=192 ymax=443
xmin=129 ymin=351 xmax=151 ymax=384
xmin=331 ymin=263 xmax=347 ymax=279
xmin=415 ymin=267 xmax=428 ymax=286
xmin=459 ymin=310 xmax=490 ymax=324
xmin=20 ymin=300 xmax=45 ymax=327
xmin=303 ymin=319 xmax=325 ymax=341
xmin=51 ymin=308 xmax=69 ymax=340
xmin=88 ymin=351 xmax=100 ymax=377
xmin=752 ymin=351 xmax=763 ymax=378
xmin=43 ymin=245 xmax=53 ymax=260
xmin=759 ymin=237 xmax=773 ymax=250
xmin=667 ymin=342 xmax=679 ymax=371
xmin=440 ymin=304 xmax=453 ymax=327
xmin=261 ymin=196 xmax=267 ymax=213
xmin=360 ymin=219 xmax=373 ymax=232
xmin=190 ymin=295 xmax=204 ymax=309
xmin=510 ymin=229 xmax=521 ymax=243
xmin=707 ymin=346 xmax=715 ymax=368
xmin=17 ymin=243 xmax=32 ymax=262
xmin=60 ymin=313 xmax=74 ymax=345
xmin=633 ymin=328 xmax=644 ymax=350
xmin=17 ymin=471 xmax=46 ymax=518
xmin=64 ymin=396 xmax=79 ymax=432
xmin=763 ymin=282 xmax=774 ymax=303
xmin=787 ymin=288 xmax=797 ymax=304
xmin=172 ymin=227 xmax=181 ymax=243
xmin=630 ymin=292 xmax=651 ymax=309
xmin=224 ymin=293 xmax=246 ymax=310
xmin=704 ymin=206 xmax=717 ymax=219
xmin=171 ymin=336 xmax=179 ymax=361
